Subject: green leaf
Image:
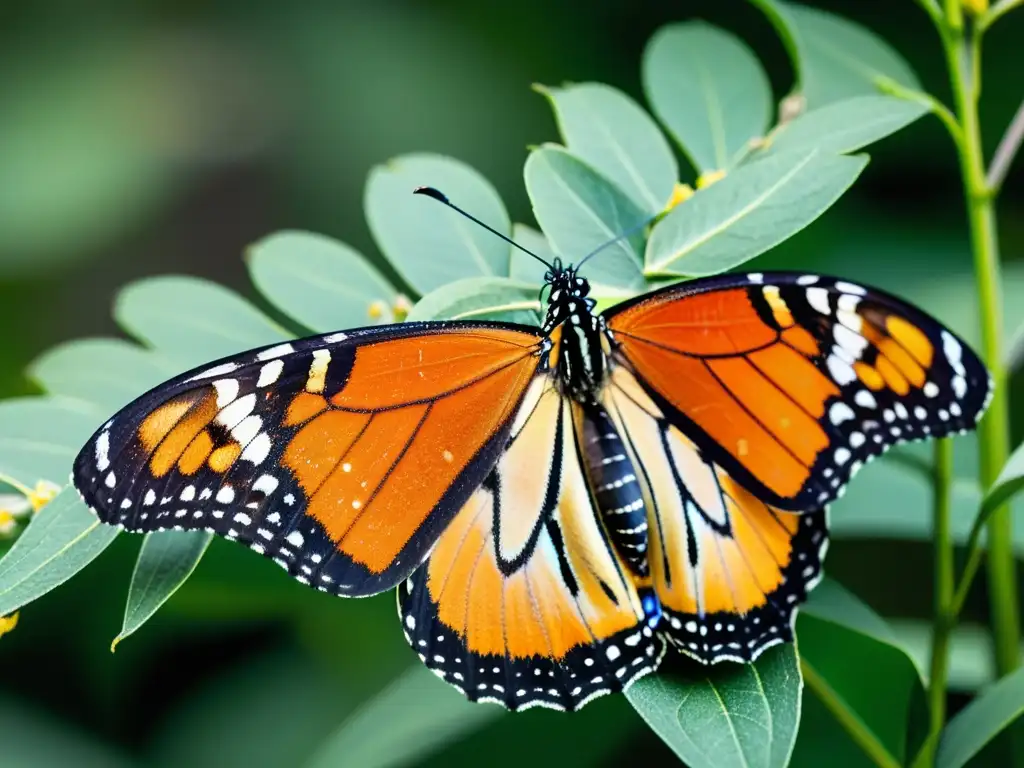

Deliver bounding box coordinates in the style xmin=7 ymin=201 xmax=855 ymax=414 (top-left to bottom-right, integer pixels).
xmin=642 ymin=21 xmax=771 ymax=173
xmin=749 ymin=0 xmax=921 ymax=108
xmin=937 ymin=665 xmax=1024 ymax=768
xmin=247 ymin=230 xmax=397 ymax=334
xmin=0 ymin=397 xmax=103 ymax=489
xmin=764 ymin=96 xmax=928 ymax=157
xmin=0 ymin=489 xmax=118 ymax=617
xmin=799 ymin=581 xmax=927 ymax=766
xmin=626 ymin=644 xmax=801 ymax=768
xmin=115 ymin=276 xmax=291 ymax=369
xmin=976 ymin=441 xmax=1024 ymax=531
xmin=406 ymin=276 xmax=542 ymax=325
xmin=508 ymin=223 xmax=555 ymax=285
xmin=28 ymin=337 xmax=178 ymax=412
xmin=0 ymin=696 xmax=133 ymax=768
xmin=111 ymin=530 xmax=213 ymax=650
xmin=524 ymin=144 xmax=646 ymax=293
xmin=645 ymin=149 xmax=867 ymax=277
xmin=307 ymin=664 xmax=503 ymax=768
xmin=538 ymin=82 xmax=677 ymax=213
xmin=365 ymin=153 xmax=510 ymax=293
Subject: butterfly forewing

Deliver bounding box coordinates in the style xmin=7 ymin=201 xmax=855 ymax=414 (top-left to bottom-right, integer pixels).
xmin=73 ymin=322 xmax=543 ymax=596
xmin=605 ymin=272 xmax=991 ymax=512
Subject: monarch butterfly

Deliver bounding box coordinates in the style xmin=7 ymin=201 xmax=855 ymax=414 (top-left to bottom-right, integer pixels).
xmin=73 ymin=187 xmax=990 ymax=712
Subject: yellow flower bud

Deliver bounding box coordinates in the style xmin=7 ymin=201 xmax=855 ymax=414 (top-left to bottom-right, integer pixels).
xmin=367 ymin=300 xmax=388 ymax=320
xmin=392 ymin=294 xmax=412 ymax=323
xmin=28 ymin=480 xmax=60 ymax=512
xmin=961 ymin=0 xmax=988 ymax=14
xmin=665 ymin=183 xmax=694 ymax=211
xmin=0 ymin=612 xmax=18 ymax=638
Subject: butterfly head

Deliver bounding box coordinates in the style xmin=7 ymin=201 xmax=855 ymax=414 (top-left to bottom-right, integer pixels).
xmin=541 ymin=260 xmax=595 ymax=334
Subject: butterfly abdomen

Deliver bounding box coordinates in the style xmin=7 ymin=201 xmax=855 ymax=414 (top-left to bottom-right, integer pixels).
xmin=579 ymin=403 xmax=649 ymax=577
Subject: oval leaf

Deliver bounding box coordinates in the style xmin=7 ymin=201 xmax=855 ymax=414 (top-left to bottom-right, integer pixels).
xmin=0 ymin=489 xmax=118 ymax=617
xmin=307 ymin=664 xmax=502 ymax=768
xmin=524 ymin=144 xmax=646 ymax=292
xmin=406 ymin=276 xmax=542 ymax=325
xmin=645 ymin=149 xmax=867 ymax=277
xmin=626 ymin=644 xmax=801 ymax=768
xmin=643 ymin=21 xmax=772 ymax=173
xmin=538 ymin=82 xmax=677 ymax=213
xmin=764 ymin=96 xmax=928 ymax=158
xmin=0 ymin=397 xmax=103 ymax=489
xmin=111 ymin=529 xmax=213 ymax=650
xmin=798 ymin=581 xmax=927 ymax=766
xmin=247 ymin=230 xmax=397 ymax=333
xmin=28 ymin=338 xmax=178 ymax=413
xmin=365 ymin=153 xmax=510 ymax=293
xmin=976 ymin=441 xmax=1024 ymax=532
xmin=750 ymin=0 xmax=921 ymax=109
xmin=937 ymin=665 xmax=1024 ymax=768
xmin=115 ymin=276 xmax=290 ymax=368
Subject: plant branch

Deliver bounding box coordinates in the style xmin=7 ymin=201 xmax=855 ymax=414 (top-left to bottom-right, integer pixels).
xmin=980 ymin=0 xmax=1024 ymax=32
xmin=941 ymin=7 xmax=1022 ymax=675
xmin=987 ymin=99 xmax=1024 ymax=192
xmin=913 ymin=0 xmax=946 ymax=26
xmin=929 ymin=439 xmax=955 ymax=742
xmin=874 ymin=76 xmax=964 ymax=149
xmin=802 ymin=659 xmax=902 ymax=768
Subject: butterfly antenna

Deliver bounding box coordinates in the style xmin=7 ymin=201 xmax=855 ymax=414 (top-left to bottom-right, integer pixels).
xmin=574 ymin=214 xmax=655 ymax=271
xmin=414 ymin=186 xmax=554 ymax=270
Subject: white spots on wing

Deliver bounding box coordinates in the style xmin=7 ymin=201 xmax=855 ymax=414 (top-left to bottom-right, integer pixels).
xmin=306 ymin=349 xmax=331 ymax=394
xmin=257 ymin=359 xmax=284 ymax=388
xmin=283 ymin=493 xmax=295 ymax=506
xmin=95 ymin=430 xmax=111 ymax=471
xmin=253 ymin=474 xmax=279 ymax=496
xmin=914 ymin=406 xmax=928 ymax=420
xmin=257 ymin=343 xmax=295 ymax=361
xmin=351 ymin=499 xmax=362 ymax=510
xmin=187 ymin=362 xmax=240 ymax=382
xmin=241 ymin=432 xmax=272 ymax=465
xmin=216 ymin=486 xmax=235 ymax=504
xmin=105 ymin=472 xmax=117 ymax=488
xmin=806 ymin=287 xmax=830 ymax=315
xmin=233 ymin=512 xmax=252 ymax=526
xmin=829 ymin=402 xmax=855 ymax=426
xmin=605 ymin=645 xmax=621 ymax=661
xmin=747 ymin=272 xmax=764 ymax=284
xmin=855 ymin=390 xmax=877 ymax=409
xmin=924 ymin=381 xmax=940 ymax=398
xmin=835 ymin=281 xmax=866 ymax=296
xmin=849 ymin=431 xmax=865 ymax=448
xmin=797 ymin=275 xmax=818 ymax=286
xmin=894 ymin=403 xmax=909 ymax=420
xmin=950 ymin=402 xmax=962 ymax=418
xmin=952 ymin=375 xmax=967 ymax=400
xmin=267 ymin=511 xmax=281 ymax=524
xmin=218 ymin=393 xmax=257 ymax=429
xmin=144 ymin=489 xmax=156 ymax=506
xmin=405 ymin=614 xmax=416 ymax=630
xmin=837 ymin=293 xmax=860 ymax=313
xmin=827 ymin=356 xmax=857 ymax=386
xmin=834 ymin=324 xmax=867 ymax=359
xmin=342 ymin=463 xmax=352 ymax=473
xmin=286 ymin=530 xmax=304 ymax=547
xmin=180 ymin=485 xmax=196 ymax=501
xmin=233 ymin=415 xmax=262 ymax=446
xmin=835 ymin=448 xmax=851 ymax=465
xmin=120 ymin=498 xmax=132 ymax=509
xmin=942 ymin=331 xmax=965 ymax=375
xmin=213 ymin=378 xmax=239 ymax=407
xmin=199 ymin=488 xmax=213 ymax=500
xmin=323 ymin=332 xmax=349 ymax=344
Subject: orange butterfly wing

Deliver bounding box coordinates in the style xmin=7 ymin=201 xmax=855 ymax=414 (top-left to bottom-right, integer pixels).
xmin=605 ymin=273 xmax=991 ymax=511
xmin=74 ymin=322 xmax=542 ymax=596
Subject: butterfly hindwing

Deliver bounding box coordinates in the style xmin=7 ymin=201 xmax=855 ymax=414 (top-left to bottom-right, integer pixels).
xmin=605 ymin=272 xmax=991 ymax=511
xmin=73 ymin=322 xmax=543 ymax=596
xmin=399 ymin=378 xmax=665 ymax=712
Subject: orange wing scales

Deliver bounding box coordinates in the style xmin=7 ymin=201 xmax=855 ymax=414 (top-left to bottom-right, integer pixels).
xmin=399 ymin=378 xmax=664 ymax=712
xmin=607 ymin=273 xmax=991 ymax=510
xmin=73 ymin=323 xmax=542 ymax=598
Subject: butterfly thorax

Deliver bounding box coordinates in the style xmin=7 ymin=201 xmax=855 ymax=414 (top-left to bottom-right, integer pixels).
xmin=541 ymin=264 xmax=611 ymax=402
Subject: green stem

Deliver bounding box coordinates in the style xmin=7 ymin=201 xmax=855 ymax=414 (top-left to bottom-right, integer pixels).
xmin=942 ymin=4 xmax=1021 ymax=675
xmin=929 ymin=439 xmax=955 ymax=744
xmin=802 ymin=659 xmax=902 ymax=768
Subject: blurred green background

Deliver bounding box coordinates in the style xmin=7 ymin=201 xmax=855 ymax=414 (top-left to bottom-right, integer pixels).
xmin=1 ymin=0 xmax=1022 ymax=765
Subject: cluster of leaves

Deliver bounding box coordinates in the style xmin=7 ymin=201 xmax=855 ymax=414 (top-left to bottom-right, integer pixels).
xmin=1 ymin=1 xmax=1023 ymax=766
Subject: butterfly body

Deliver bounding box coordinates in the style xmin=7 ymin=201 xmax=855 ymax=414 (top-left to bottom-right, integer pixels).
xmin=74 ymin=263 xmax=991 ymax=712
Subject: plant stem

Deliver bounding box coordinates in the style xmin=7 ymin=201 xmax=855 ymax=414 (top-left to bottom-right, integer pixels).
xmin=942 ymin=7 xmax=1021 ymax=675
xmin=929 ymin=439 xmax=955 ymax=741
xmin=802 ymin=660 xmax=902 ymax=768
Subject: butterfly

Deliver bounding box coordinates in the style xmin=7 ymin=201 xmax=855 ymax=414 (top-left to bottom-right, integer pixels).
xmin=73 ymin=187 xmax=991 ymax=713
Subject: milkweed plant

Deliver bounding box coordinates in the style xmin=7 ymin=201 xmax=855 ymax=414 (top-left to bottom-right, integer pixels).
xmin=1 ymin=2 xmax=1023 ymax=766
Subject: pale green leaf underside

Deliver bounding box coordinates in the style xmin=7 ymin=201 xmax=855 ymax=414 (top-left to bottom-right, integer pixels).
xmin=508 ymin=223 xmax=555 ymax=285
xmin=977 ymin=441 xmax=1024 ymax=530
xmin=248 ymin=230 xmax=397 ymax=333
xmin=626 ymin=644 xmax=801 ymax=768
xmin=540 ymin=81 xmax=677 ymax=213
xmin=0 ymin=489 xmax=119 ymax=617
xmin=307 ymin=664 xmax=503 ymax=768
xmin=764 ymin=95 xmax=927 ymax=158
xmin=365 ymin=153 xmax=510 ymax=294
xmin=643 ymin=21 xmax=771 ymax=173
xmin=525 ymin=144 xmax=646 ymax=293
xmin=937 ymin=665 xmax=1024 ymax=768
xmin=645 ymin=149 xmax=867 ymax=277
xmin=113 ymin=530 xmax=213 ymax=650
xmin=750 ymin=0 xmax=921 ymax=109
xmin=407 ymin=276 xmax=542 ymax=326
xmin=802 ymin=578 xmax=898 ymax=646
xmin=115 ymin=275 xmax=291 ymax=369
